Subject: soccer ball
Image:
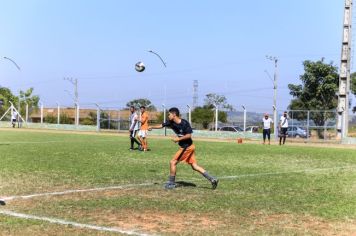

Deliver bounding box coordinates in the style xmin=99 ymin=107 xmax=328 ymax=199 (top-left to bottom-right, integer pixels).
xmin=135 ymin=61 xmax=145 ymax=72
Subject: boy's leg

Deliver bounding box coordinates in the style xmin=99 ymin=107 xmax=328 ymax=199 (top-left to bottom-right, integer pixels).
xmin=132 ymin=131 xmax=141 ymax=147
xmin=165 ymin=159 xmax=178 ymax=189
xmin=191 ymin=163 xmax=219 ymax=189
xmin=142 ymin=138 xmax=147 ymax=151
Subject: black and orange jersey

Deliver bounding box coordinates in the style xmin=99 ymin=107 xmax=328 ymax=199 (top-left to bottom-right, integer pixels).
xmin=162 ymin=119 xmax=193 ymax=148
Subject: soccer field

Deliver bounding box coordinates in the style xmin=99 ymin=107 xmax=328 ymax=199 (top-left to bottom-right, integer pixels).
xmin=0 ymin=129 xmax=355 ymax=236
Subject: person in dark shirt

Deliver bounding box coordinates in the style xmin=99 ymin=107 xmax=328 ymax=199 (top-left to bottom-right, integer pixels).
xmin=149 ymin=107 xmax=219 ymax=190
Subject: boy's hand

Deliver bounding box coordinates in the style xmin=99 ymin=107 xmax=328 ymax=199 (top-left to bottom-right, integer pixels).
xmin=172 ymin=137 xmax=179 ymax=143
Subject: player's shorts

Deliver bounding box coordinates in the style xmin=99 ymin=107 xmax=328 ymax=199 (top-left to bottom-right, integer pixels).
xmin=173 ymin=144 xmax=197 ymax=164
xmin=138 ymin=129 xmax=148 ymax=138
xmin=130 ymin=130 xmax=138 ymax=138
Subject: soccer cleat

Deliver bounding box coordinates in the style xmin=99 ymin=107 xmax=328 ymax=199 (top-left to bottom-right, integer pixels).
xmin=211 ymin=178 xmax=219 ymax=190
xmin=129 ymin=148 xmax=134 ymax=151
xmin=0 ymin=199 xmax=6 ymax=206
xmin=164 ymin=182 xmax=176 ymax=190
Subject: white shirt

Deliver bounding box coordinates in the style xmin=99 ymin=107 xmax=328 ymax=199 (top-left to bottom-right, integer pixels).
xmin=12 ymin=111 xmax=18 ymax=120
xmin=280 ymin=115 xmax=288 ymax=128
xmin=129 ymin=112 xmax=139 ymax=131
xmin=262 ymin=117 xmax=273 ymax=129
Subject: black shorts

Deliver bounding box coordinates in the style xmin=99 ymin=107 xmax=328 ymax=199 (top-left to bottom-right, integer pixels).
xmin=130 ymin=130 xmax=138 ymax=138
xmin=280 ymin=127 xmax=288 ymax=137
xmin=263 ymin=129 xmax=271 ymax=140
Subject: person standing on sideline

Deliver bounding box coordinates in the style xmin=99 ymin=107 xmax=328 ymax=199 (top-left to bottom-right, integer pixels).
xmin=11 ymin=110 xmax=18 ymax=128
xmin=279 ymin=111 xmax=289 ymax=145
xmin=138 ymin=106 xmax=149 ymax=152
xmin=262 ymin=113 xmax=273 ymax=145
xmin=148 ymin=107 xmax=219 ymax=190
xmin=129 ymin=106 xmax=141 ymax=151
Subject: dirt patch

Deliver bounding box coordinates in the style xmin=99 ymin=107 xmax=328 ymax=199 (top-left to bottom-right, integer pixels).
xmin=249 ymin=211 xmax=356 ymax=236
xmin=92 ymin=210 xmax=221 ymax=234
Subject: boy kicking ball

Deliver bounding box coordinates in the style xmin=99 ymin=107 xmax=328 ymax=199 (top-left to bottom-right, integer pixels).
xmin=149 ymin=107 xmax=219 ymax=190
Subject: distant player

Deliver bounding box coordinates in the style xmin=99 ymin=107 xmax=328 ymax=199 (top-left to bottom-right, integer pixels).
xmin=129 ymin=106 xmax=141 ymax=151
xmin=11 ymin=110 xmax=18 ymax=128
xmin=279 ymin=111 xmax=289 ymax=145
xmin=262 ymin=113 xmax=273 ymax=145
xmin=138 ymin=106 xmax=149 ymax=152
xmin=149 ymin=107 xmax=219 ymax=190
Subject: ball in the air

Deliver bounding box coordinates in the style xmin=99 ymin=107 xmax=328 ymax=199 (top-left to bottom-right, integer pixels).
xmin=135 ymin=61 xmax=145 ymax=72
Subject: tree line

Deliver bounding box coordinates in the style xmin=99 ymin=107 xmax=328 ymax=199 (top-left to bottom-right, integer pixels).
xmin=1 ymin=59 xmax=356 ymax=129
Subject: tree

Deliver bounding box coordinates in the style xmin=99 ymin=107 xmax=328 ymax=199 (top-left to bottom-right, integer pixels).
xmin=351 ymin=72 xmax=356 ymax=112
xmin=288 ymin=59 xmax=339 ymax=137
xmin=126 ymin=98 xmax=156 ymax=111
xmin=19 ymin=88 xmax=40 ymax=115
xmin=204 ymin=93 xmax=234 ymax=111
xmin=0 ymin=87 xmax=39 ymax=117
xmin=192 ymin=106 xmax=227 ymax=129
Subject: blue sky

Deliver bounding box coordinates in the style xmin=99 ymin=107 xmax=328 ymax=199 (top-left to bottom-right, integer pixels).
xmin=0 ymin=0 xmax=348 ymax=113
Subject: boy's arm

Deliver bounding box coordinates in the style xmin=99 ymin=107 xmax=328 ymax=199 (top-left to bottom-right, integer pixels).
xmin=148 ymin=124 xmax=163 ymax=130
xmin=172 ymin=134 xmax=191 ymax=143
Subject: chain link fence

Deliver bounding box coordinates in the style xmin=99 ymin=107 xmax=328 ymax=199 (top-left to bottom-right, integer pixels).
xmin=2 ymin=103 xmax=356 ymax=143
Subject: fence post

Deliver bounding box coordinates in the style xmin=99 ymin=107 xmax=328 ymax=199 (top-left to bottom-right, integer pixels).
xmin=108 ymin=111 xmax=111 ymax=130
xmin=76 ymin=103 xmax=80 ymax=126
xmin=117 ymin=109 xmax=121 ymax=131
xmin=56 ymin=102 xmax=60 ymax=125
xmin=25 ymin=102 xmax=29 ymax=123
xmin=40 ymin=102 xmax=44 ymax=124
xmin=95 ymin=104 xmax=100 ymax=132
xmin=307 ymin=111 xmax=310 ymax=142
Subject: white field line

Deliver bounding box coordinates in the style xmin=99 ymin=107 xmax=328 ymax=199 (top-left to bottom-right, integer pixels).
xmin=3 ymin=183 xmax=156 ymax=201
xmin=3 ymin=166 xmax=355 ymax=202
xmin=185 ymin=166 xmax=356 ymax=182
xmin=0 ymin=139 xmax=120 ymax=145
xmin=0 ymin=209 xmax=154 ymax=236
xmin=217 ymin=166 xmax=356 ymax=180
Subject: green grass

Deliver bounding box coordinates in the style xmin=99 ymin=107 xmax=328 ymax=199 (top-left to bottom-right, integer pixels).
xmin=0 ymin=129 xmax=355 ymax=235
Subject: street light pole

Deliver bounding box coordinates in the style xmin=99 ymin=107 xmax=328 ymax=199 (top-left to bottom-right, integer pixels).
xmin=148 ymin=50 xmax=168 ymax=123
xmin=64 ymin=77 xmax=79 ymax=126
xmin=213 ymin=104 xmax=218 ymax=131
xmin=266 ymin=55 xmax=278 ymax=140
xmin=242 ymin=105 xmax=246 ymax=132
xmin=3 ymin=57 xmax=21 ymax=71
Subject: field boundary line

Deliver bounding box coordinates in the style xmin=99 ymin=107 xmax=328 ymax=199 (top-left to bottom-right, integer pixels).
xmin=3 ymin=182 xmax=156 ymax=201
xmin=3 ymin=166 xmax=355 ymax=202
xmin=0 ymin=209 xmax=154 ymax=236
xmin=183 ymin=166 xmax=356 ymax=182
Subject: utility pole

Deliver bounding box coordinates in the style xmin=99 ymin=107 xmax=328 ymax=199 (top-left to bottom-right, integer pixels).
xmin=266 ymin=55 xmax=278 ymax=140
xmin=337 ymin=0 xmax=353 ymax=139
xmin=193 ymin=80 xmax=198 ymax=109
xmin=64 ymin=77 xmax=79 ymax=126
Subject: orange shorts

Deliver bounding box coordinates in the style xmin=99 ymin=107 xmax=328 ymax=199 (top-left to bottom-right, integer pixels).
xmin=173 ymin=144 xmax=196 ymax=164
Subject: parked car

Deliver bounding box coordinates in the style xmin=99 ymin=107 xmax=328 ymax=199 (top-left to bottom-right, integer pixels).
xmin=287 ymin=125 xmax=309 ymax=138
xmin=245 ymin=126 xmax=259 ymax=133
xmin=219 ymin=126 xmax=243 ymax=132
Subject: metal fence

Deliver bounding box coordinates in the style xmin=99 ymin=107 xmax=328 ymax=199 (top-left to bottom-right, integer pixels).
xmin=2 ymin=103 xmax=356 ymax=143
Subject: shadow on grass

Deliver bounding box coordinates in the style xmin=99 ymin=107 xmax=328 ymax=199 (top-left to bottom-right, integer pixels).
xmin=175 ymin=181 xmax=197 ymax=188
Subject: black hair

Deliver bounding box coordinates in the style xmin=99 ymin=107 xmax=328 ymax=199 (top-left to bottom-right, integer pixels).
xmin=168 ymin=107 xmax=180 ymax=117
xmin=130 ymin=106 xmax=135 ymax=109
xmin=140 ymin=106 xmax=146 ymax=109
